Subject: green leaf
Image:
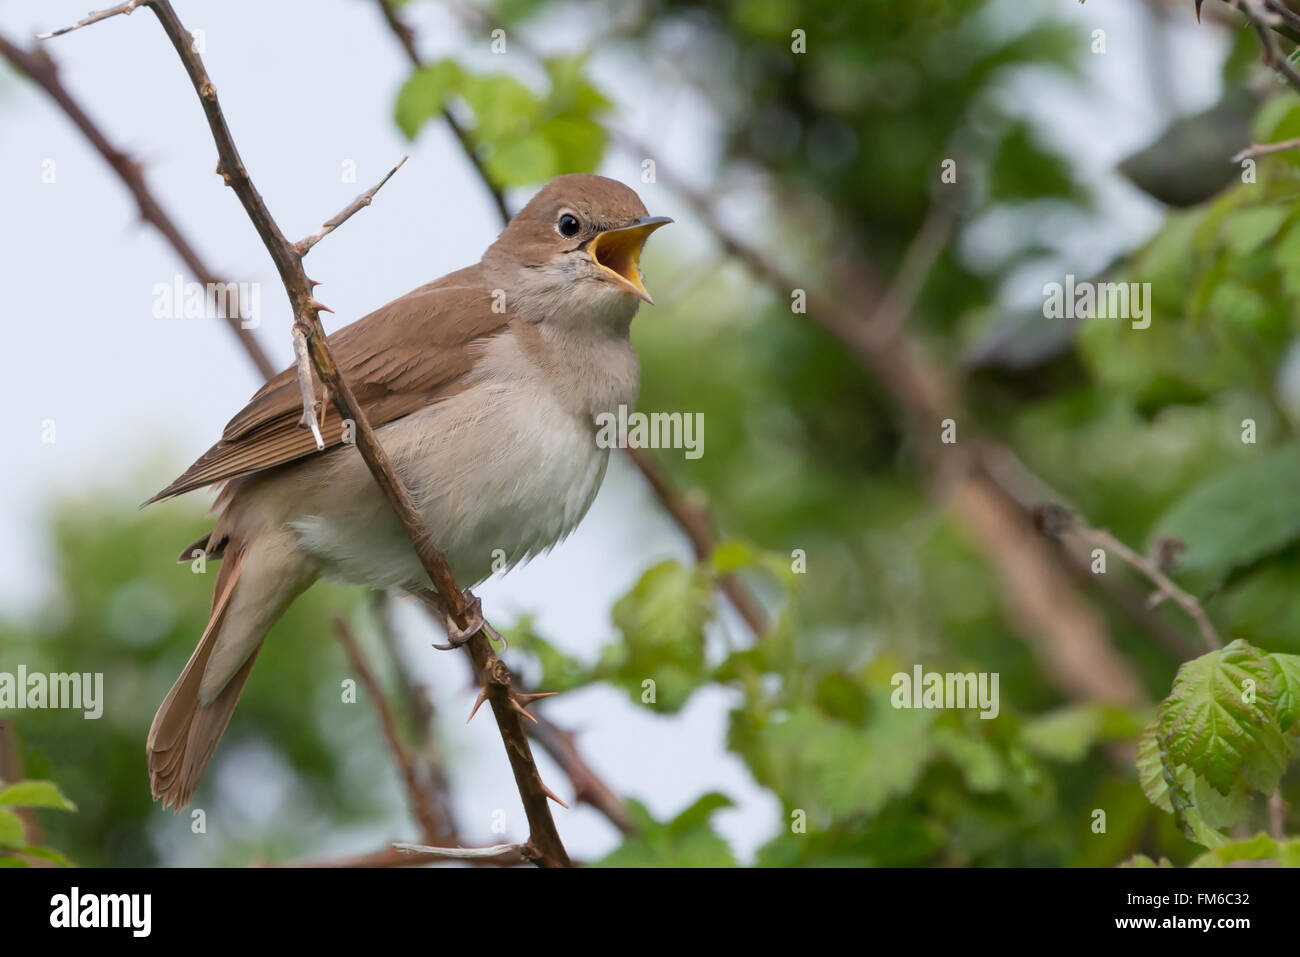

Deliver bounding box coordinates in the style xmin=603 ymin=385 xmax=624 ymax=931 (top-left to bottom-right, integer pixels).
xmin=667 ymin=792 xmax=734 ymax=835
xmin=1221 ymin=207 xmax=1291 ymax=257
xmin=1020 ymin=705 xmax=1102 ymax=762
xmin=1136 ymin=719 xmax=1173 ymax=813
xmin=603 ymin=560 xmax=714 ymax=713
xmin=1190 ymin=832 xmax=1284 ymax=867
xmin=0 ymin=780 xmax=77 ymax=811
xmin=485 ymin=131 xmax=557 ymax=187
xmin=1152 ymin=445 xmax=1300 ymax=581
xmin=15 ymin=844 xmax=75 ymax=867
xmin=0 ymin=808 xmax=25 ymax=848
xmin=459 ymin=73 xmax=540 ymax=143
xmin=733 ymin=698 xmax=934 ymax=818
xmin=394 ymin=60 xmax=463 ymax=139
xmin=592 ymin=797 xmax=735 ymax=867
xmin=1157 ymin=639 xmax=1287 ymax=796
xmin=1268 ymin=653 xmax=1300 ymax=731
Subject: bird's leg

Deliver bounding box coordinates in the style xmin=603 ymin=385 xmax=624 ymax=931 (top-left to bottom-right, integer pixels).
xmin=421 ymin=589 xmax=486 ymax=650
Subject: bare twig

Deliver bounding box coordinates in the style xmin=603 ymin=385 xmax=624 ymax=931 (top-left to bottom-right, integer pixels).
xmin=291 ymin=324 xmax=326 ymax=450
xmin=294 ymin=156 xmax=407 ymax=256
xmin=393 ymin=841 xmax=521 ymax=859
xmin=1077 ymin=528 xmax=1221 ymax=652
xmin=278 ymin=844 xmax=523 ymax=867
xmin=0 ymin=32 xmax=277 ymax=380
xmin=41 ymin=0 xmax=569 ymax=868
xmin=1231 ymin=138 xmax=1300 ymax=162
xmin=1232 ymin=0 xmax=1300 ymax=94
xmin=37 ymin=0 xmax=143 ymax=39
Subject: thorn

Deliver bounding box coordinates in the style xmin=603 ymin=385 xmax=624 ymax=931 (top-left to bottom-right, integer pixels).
xmin=540 ymin=781 xmax=569 ymax=809
xmin=466 ymin=688 xmax=488 ymax=724
xmin=309 ymin=298 xmax=334 ymax=314
xmin=509 ymin=696 xmax=539 ymax=724
xmin=308 ymin=279 xmax=323 ymax=288
xmin=514 ymin=692 xmax=557 ymax=706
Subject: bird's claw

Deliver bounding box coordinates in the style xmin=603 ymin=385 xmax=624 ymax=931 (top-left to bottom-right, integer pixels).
xmin=432 ymin=592 xmax=485 ymax=650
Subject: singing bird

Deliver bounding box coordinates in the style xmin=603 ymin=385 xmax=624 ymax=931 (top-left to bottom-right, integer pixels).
xmin=144 ymin=174 xmax=671 ymax=809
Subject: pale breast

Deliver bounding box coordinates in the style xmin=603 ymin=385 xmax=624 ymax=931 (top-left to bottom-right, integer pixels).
xmin=278 ymin=328 xmax=627 ymax=591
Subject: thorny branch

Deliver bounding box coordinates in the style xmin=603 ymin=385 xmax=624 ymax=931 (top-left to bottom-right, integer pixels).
xmin=39 ymin=0 xmax=569 ymax=867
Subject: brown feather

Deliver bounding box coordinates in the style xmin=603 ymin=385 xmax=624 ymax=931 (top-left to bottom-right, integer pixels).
xmin=145 ymin=264 xmax=508 ymax=505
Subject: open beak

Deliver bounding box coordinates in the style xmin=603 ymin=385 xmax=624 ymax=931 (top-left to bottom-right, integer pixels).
xmin=587 ymin=216 xmax=673 ymax=304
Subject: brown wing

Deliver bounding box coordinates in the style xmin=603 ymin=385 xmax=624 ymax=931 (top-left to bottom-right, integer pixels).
xmin=145 ymin=264 xmax=507 ymax=504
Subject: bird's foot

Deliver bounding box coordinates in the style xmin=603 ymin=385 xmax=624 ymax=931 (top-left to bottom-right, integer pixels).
xmin=432 ymin=591 xmax=485 ymax=650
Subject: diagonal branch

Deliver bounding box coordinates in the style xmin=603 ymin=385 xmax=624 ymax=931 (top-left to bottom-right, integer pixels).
xmin=39 ymin=0 xmax=569 ymax=868
xmin=0 ymin=32 xmax=277 ymax=381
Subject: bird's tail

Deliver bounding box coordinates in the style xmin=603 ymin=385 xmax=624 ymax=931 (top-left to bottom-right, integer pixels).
xmin=147 ymin=531 xmax=310 ymax=810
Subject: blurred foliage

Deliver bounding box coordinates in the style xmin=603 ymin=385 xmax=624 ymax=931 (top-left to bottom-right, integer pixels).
xmin=0 ymin=486 xmax=402 ymax=866
xmin=10 ymin=0 xmax=1300 ymax=868
xmin=0 ymin=779 xmax=76 ymax=867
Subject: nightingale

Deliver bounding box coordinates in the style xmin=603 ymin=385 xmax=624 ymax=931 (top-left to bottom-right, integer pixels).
xmin=144 ymin=173 xmax=671 ymax=809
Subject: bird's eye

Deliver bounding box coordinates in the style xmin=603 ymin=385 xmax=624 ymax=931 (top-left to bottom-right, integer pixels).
xmin=557 ymin=213 xmax=580 ymax=238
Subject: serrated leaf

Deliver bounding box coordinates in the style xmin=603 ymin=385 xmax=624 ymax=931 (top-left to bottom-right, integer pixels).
xmin=1268 ymin=653 xmax=1300 ymax=730
xmin=1136 ymin=719 xmax=1173 ymax=813
xmin=0 ymin=780 xmax=77 ymax=811
xmin=1158 ymin=639 xmax=1286 ymax=796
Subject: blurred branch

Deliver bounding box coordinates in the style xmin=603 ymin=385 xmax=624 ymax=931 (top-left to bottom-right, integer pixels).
xmin=1231 ymin=138 xmax=1300 ymax=162
xmin=0 ymin=31 xmax=277 ymax=380
xmin=0 ymin=722 xmax=40 ymax=848
xmin=1221 ymin=0 xmax=1300 ymax=92
xmin=333 ymin=616 xmax=457 ymax=841
xmin=39 ymin=0 xmax=569 ymax=868
xmin=1074 ymin=527 xmax=1222 ymax=652
xmin=372 ymin=0 xmax=510 ymax=223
